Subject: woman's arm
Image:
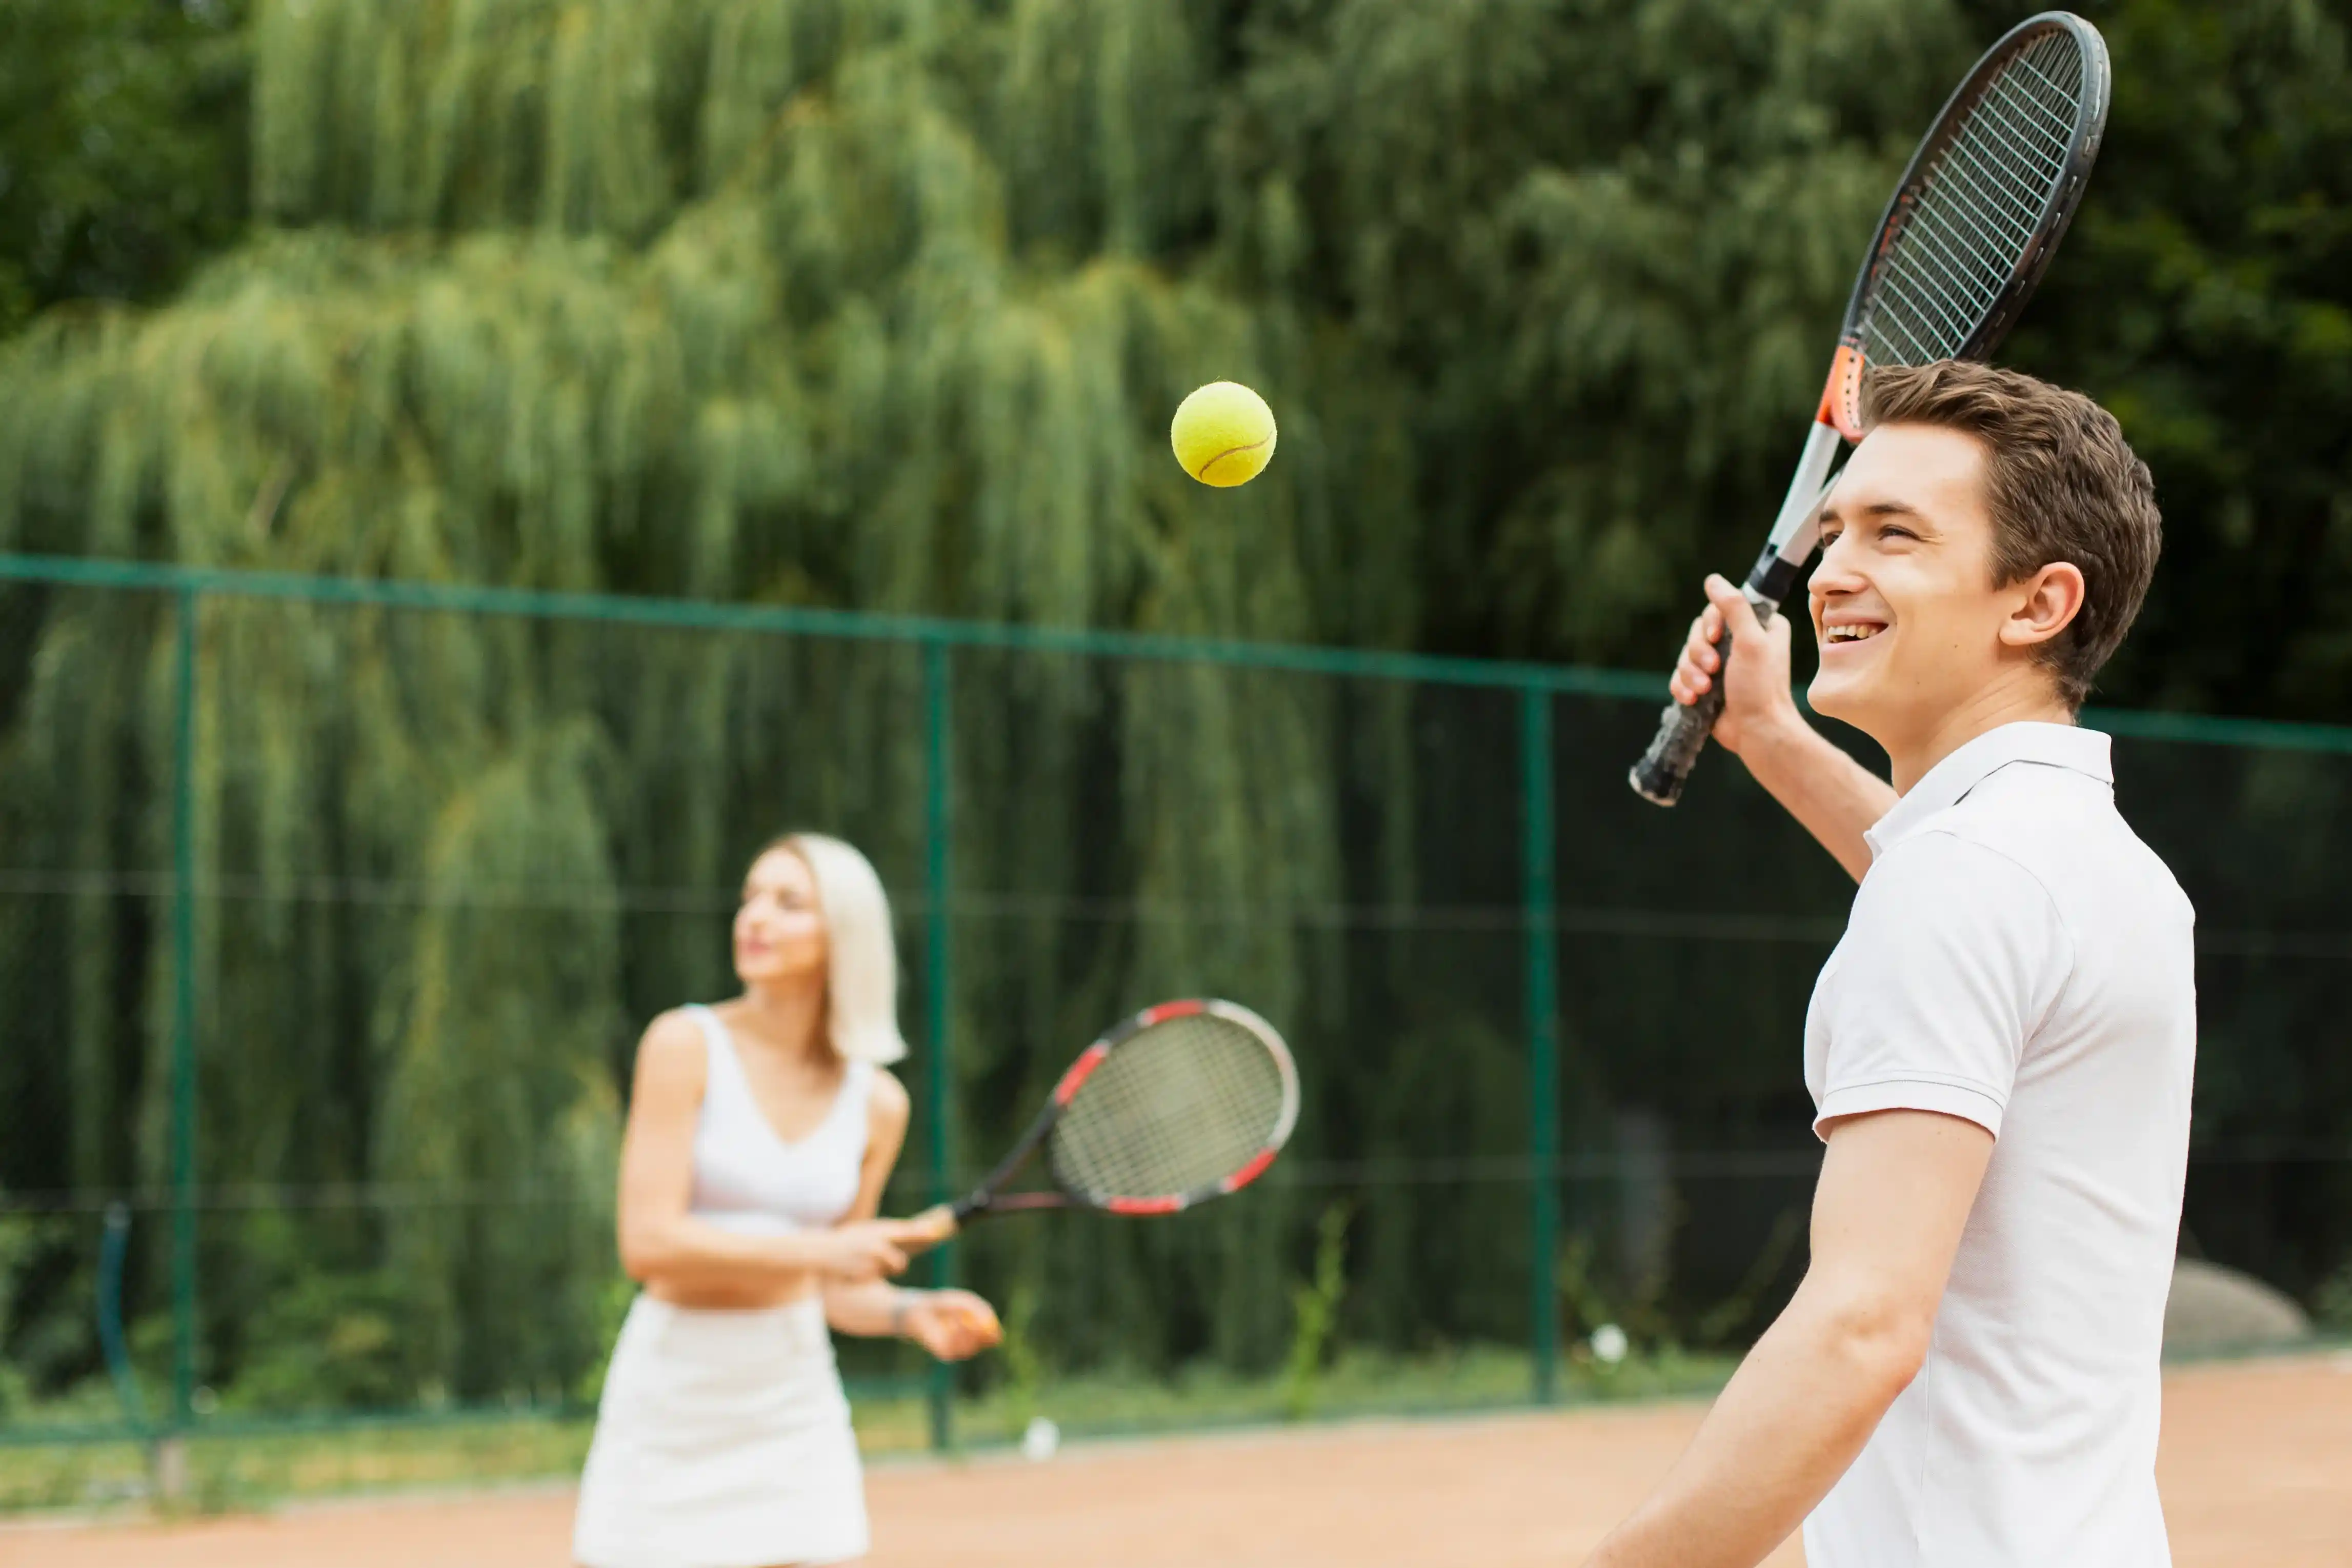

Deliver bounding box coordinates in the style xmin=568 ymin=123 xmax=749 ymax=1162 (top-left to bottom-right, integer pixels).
xmin=822 ymin=1071 xmax=1001 ymax=1359
xmin=824 ymin=1277 xmax=997 ymax=1358
xmin=615 ymin=1013 xmax=915 ymax=1291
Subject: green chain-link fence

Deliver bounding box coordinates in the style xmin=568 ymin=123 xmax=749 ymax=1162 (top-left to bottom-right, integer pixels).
xmin=3 ymin=553 xmax=2349 ymax=1483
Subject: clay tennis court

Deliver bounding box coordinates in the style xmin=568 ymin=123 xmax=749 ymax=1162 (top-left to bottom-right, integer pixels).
xmin=8 ymin=1353 xmax=2346 ymax=1567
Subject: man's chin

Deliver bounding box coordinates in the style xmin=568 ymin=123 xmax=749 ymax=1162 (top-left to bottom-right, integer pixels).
xmin=1806 ymin=673 xmax=1875 ymax=733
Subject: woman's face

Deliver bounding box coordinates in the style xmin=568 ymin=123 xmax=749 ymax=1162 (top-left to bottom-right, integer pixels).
xmin=734 ymin=847 xmax=829 ymax=987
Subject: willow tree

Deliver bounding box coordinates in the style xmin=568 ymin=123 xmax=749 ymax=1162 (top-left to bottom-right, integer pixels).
xmin=13 ymin=0 xmax=2174 ymax=1405
xmin=0 ymin=0 xmax=1430 ymax=1402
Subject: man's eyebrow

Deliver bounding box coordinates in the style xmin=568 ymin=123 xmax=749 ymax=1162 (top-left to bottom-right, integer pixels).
xmin=1816 ymin=498 xmax=1933 ymax=525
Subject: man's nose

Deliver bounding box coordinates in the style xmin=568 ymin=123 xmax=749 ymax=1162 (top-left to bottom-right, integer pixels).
xmin=1812 ymin=536 xmax=1867 ymax=591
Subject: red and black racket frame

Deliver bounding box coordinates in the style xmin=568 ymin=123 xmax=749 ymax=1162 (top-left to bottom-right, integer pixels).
xmin=942 ymin=998 xmax=1301 ymax=1225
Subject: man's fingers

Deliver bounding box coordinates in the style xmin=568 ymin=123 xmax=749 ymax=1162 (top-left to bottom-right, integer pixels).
xmin=1703 ymin=573 xmax=1769 ymax=641
xmin=1676 ymin=574 xmax=1786 ymax=713
xmin=1685 ymin=615 xmax=1720 ymax=675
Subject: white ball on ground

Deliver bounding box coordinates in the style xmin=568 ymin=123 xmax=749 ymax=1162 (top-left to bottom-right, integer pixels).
xmin=1021 ymin=1416 xmax=1060 ymax=1462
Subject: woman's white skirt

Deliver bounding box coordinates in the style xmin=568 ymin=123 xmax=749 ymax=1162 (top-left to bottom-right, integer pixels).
xmin=573 ymin=1294 xmax=869 ymax=1567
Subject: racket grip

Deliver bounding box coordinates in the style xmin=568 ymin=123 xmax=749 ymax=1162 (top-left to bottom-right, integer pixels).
xmin=1627 ymin=626 xmax=1733 ymax=807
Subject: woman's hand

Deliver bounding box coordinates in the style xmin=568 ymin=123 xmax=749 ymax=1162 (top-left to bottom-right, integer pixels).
xmin=898 ymin=1289 xmax=1003 ymax=1361
xmin=806 ymin=1220 xmax=926 ymax=1283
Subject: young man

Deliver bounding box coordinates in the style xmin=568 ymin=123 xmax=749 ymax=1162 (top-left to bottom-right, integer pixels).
xmin=1583 ymin=361 xmax=2193 ymax=1568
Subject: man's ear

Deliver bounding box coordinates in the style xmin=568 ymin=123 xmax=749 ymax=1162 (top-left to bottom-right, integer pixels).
xmin=2000 ymin=561 xmax=2085 ymax=650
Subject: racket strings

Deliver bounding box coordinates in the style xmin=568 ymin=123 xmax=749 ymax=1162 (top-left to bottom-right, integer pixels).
xmin=1862 ymin=29 xmax=2089 ymax=369
xmin=1047 ymin=1015 xmax=1288 ymax=1202
xmin=1998 ymin=45 xmax=2088 ymax=147
xmin=1869 ymin=42 xmax=2081 ymax=352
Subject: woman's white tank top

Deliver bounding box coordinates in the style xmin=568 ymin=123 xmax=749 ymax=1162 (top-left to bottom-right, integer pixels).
xmin=686 ymin=1005 xmax=874 ymax=1237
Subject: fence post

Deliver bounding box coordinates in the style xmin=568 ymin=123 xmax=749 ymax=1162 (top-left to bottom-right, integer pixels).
xmin=168 ymin=588 xmax=201 ymax=1437
xmin=921 ymin=639 xmax=955 ymax=1451
xmin=1521 ymin=686 xmax=1560 ymax=1403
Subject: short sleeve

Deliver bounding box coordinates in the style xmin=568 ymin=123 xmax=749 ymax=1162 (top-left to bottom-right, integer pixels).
xmin=1814 ymin=832 xmax=2072 ymax=1140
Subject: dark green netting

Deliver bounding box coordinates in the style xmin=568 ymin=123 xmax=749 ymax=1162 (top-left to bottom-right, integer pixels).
xmin=3 ymin=576 xmax=2348 ymax=1441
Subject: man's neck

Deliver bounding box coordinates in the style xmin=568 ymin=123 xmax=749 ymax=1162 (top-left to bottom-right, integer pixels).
xmin=1882 ymin=675 xmax=2075 ymax=795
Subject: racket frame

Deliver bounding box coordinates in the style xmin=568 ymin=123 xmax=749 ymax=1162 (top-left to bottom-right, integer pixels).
xmin=1629 ymin=10 xmax=2111 ymax=807
xmin=935 ymin=998 xmax=1299 ymax=1232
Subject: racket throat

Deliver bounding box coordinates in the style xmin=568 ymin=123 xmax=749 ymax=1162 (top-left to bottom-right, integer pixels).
xmin=1751 ymin=418 xmax=1846 ymax=609
xmin=1765 ymin=419 xmax=1845 ymax=553
xmin=1745 ymin=548 xmax=1803 ymax=614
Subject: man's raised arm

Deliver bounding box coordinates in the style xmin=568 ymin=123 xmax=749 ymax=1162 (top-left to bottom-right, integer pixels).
xmin=1668 ymin=574 xmax=1896 ymax=881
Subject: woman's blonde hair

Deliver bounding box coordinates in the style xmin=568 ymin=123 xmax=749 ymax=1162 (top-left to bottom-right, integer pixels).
xmin=763 ymin=832 xmax=908 ymax=1066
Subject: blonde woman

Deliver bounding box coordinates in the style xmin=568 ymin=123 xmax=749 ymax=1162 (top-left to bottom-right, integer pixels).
xmin=575 ymin=833 xmax=1000 ymax=1568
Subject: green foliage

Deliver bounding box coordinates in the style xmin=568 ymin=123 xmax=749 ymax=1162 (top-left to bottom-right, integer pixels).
xmin=2315 ymin=1257 xmax=2352 ymax=1334
xmin=1280 ymin=1203 xmax=1350 ymax=1421
xmin=1691 ymin=1207 xmax=1804 ymax=1347
xmin=9 ymin=4 xmax=2352 ymax=693
xmin=5 ymin=0 xmax=2352 ymax=1420
xmin=0 ymin=0 xmax=250 ymax=338
xmin=1555 ymin=1227 xmax=1675 ymax=1362
xmin=225 ymin=1270 xmax=423 ymax=1413
xmin=569 ymin=1271 xmax=638 ymax=1409
xmin=0 ymin=1210 xmax=90 ymax=1404
xmin=0 ymin=0 xmax=1410 ymax=1402
xmin=1353 ymin=1012 xmax=1530 ymax=1348
xmin=0 ymin=1209 xmax=41 ymax=1417
xmin=1995 ymin=0 xmax=2352 ymax=719
xmin=1225 ymin=0 xmax=1977 ymax=661
xmin=993 ymin=1282 xmax=1048 ymax=1434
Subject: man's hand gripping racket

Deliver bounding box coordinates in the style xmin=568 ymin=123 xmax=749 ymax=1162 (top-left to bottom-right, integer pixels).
xmin=901 ymin=999 xmax=1299 ymax=1250
xmin=1630 ymin=11 xmax=2112 ymax=805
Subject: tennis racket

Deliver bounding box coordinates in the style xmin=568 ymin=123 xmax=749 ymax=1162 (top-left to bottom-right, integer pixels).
xmin=1629 ymin=11 xmax=2111 ymax=806
xmin=906 ymin=998 xmax=1299 ymax=1247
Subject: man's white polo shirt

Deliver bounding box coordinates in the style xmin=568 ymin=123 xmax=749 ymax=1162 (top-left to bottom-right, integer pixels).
xmin=1802 ymin=721 xmax=2196 ymax=1568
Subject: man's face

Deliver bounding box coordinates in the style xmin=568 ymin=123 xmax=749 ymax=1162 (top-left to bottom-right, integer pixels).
xmin=1806 ymin=423 xmax=2017 ymax=743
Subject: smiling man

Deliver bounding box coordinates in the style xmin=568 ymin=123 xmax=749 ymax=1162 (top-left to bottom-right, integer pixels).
xmin=1582 ymin=361 xmax=2194 ymax=1568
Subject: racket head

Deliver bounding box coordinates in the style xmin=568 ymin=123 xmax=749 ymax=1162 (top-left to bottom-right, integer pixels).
xmin=1042 ymin=999 xmax=1300 ymax=1216
xmin=1820 ymin=11 xmax=2110 ymax=436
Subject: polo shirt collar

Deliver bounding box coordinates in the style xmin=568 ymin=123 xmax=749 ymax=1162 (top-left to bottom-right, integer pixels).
xmin=1864 ymin=721 xmax=2113 ymax=860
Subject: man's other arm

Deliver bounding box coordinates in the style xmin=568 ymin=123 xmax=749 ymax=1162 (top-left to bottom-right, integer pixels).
xmin=1579 ymin=1109 xmax=1995 ymax=1568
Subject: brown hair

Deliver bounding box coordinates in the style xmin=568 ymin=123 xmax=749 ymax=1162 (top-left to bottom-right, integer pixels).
xmin=1860 ymin=360 xmax=2160 ymax=709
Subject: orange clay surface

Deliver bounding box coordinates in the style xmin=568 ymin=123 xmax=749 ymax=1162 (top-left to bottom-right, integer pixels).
xmin=9 ymin=1353 xmax=2348 ymax=1567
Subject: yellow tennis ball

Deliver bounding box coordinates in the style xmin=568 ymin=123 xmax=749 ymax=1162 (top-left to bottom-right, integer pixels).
xmin=1171 ymin=381 xmax=1277 ymax=487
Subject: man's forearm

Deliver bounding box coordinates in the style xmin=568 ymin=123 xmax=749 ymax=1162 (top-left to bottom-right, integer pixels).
xmin=1738 ymin=714 xmax=1897 ymax=881
xmin=1582 ymin=1285 xmax=1920 ymax=1568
